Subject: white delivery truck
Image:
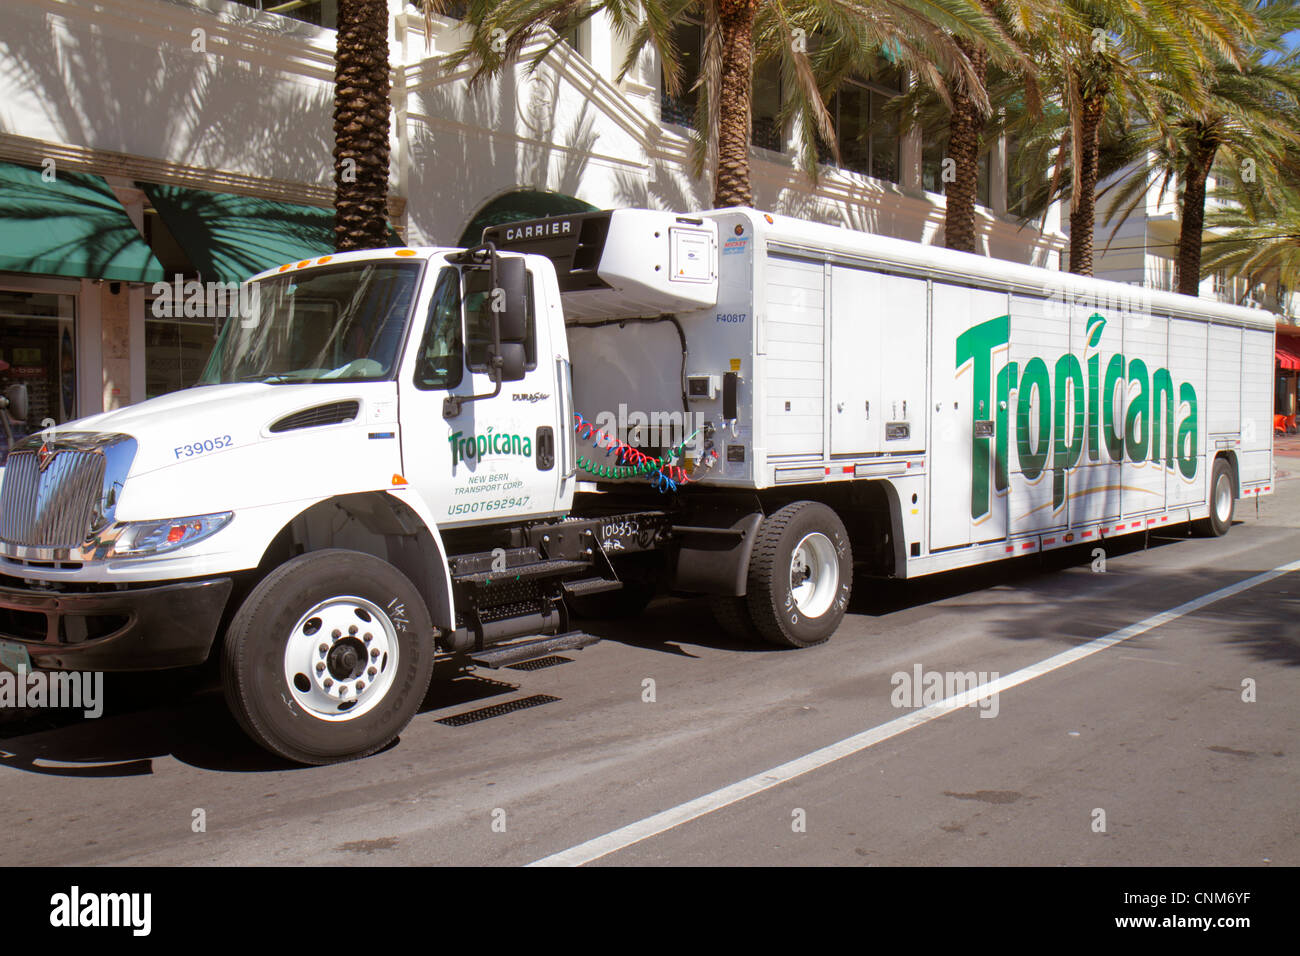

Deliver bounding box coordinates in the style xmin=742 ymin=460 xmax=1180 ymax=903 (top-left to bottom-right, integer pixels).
xmin=0 ymin=208 xmax=1275 ymax=763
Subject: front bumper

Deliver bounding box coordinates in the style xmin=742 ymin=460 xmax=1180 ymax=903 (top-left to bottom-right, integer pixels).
xmin=0 ymin=577 xmax=232 ymax=671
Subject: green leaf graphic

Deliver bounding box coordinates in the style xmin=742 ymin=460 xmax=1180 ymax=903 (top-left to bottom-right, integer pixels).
xmin=1086 ymin=313 xmax=1107 ymax=349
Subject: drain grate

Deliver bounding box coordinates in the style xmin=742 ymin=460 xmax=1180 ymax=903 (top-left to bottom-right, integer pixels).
xmin=435 ymin=694 xmax=561 ymax=727
xmin=506 ymin=655 xmax=574 ymax=672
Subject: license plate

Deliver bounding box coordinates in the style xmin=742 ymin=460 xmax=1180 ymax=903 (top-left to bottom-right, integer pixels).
xmin=0 ymin=640 xmax=32 ymax=674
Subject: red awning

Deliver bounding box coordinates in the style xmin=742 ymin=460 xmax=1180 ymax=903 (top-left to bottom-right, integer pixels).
xmin=1278 ymin=336 xmax=1300 ymax=371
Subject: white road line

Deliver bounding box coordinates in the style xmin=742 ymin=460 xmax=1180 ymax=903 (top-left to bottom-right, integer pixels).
xmin=529 ymin=557 xmax=1300 ymax=867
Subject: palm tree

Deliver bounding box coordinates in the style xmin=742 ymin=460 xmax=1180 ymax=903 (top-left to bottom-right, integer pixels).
xmin=1099 ymin=0 xmax=1300 ymax=295
xmin=1007 ymin=0 xmax=1255 ymax=276
xmin=333 ymin=0 xmax=393 ymax=251
xmin=923 ymin=0 xmax=1044 ymax=253
xmin=1201 ymin=177 xmax=1300 ymax=304
xmin=940 ymin=29 xmax=990 ymax=252
xmin=439 ymin=1 xmax=1016 ymax=209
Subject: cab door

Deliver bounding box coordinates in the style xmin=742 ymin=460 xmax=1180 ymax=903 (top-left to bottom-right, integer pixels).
xmin=398 ymin=258 xmax=569 ymax=529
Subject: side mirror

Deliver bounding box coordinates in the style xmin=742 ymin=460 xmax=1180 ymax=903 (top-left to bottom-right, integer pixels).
xmin=2 ymin=384 xmax=28 ymax=422
xmin=495 ymin=256 xmax=528 ymax=343
xmin=495 ymin=343 xmax=527 ymax=382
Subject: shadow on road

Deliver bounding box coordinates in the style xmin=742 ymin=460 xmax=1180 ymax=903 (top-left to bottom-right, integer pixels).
xmin=2 ymin=519 xmax=1291 ymax=776
xmin=0 ymin=661 xmax=524 ymax=777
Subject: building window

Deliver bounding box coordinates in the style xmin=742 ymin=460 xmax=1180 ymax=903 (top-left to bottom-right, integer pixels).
xmin=1006 ymin=136 xmax=1029 ymax=218
xmin=751 ymin=60 xmax=784 ymax=152
xmin=922 ymin=133 xmax=993 ymax=206
xmin=660 ymin=18 xmax=784 ymax=152
xmin=820 ymin=68 xmax=903 ymax=183
xmin=422 ymin=2 xmax=582 ymax=54
xmin=0 ymin=290 xmax=76 ymax=465
xmin=229 ymin=1 xmax=339 ymax=29
xmin=560 ymin=22 xmax=585 ymax=58
xmin=660 ymin=19 xmax=704 ymax=128
xmin=145 ymin=313 xmax=216 ymax=400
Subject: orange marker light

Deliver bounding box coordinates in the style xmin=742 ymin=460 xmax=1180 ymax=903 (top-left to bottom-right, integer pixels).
xmin=394 ymin=249 xmax=418 ymax=257
xmin=391 ymin=474 xmax=408 ymax=486
xmin=296 ymin=260 xmax=311 ymax=269
xmin=278 ymin=264 xmax=292 ymax=273
xmin=316 ymin=256 xmax=332 ymax=265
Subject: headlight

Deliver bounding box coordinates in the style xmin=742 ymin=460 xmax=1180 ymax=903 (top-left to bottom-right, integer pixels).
xmin=109 ymin=512 xmax=234 ymax=557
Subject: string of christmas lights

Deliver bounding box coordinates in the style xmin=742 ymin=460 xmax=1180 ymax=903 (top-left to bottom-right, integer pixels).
xmin=572 ymin=412 xmax=701 ymax=492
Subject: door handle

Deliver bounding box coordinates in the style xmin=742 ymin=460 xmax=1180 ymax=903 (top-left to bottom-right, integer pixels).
xmin=536 ymin=426 xmax=555 ymax=471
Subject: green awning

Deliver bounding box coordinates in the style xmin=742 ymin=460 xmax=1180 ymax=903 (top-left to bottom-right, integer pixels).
xmin=0 ymin=160 xmax=164 ymax=282
xmin=141 ymin=183 xmax=341 ymax=284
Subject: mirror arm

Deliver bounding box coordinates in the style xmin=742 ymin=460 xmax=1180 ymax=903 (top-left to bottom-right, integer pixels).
xmin=441 ymin=243 xmax=508 ymax=419
xmin=442 ymin=363 xmax=502 ymax=419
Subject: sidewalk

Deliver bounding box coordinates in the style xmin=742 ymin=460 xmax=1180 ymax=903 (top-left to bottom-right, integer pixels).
xmin=1275 ymin=433 xmax=1300 ymax=480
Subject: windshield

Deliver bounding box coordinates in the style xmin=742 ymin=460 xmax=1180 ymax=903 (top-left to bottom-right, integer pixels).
xmin=197 ymin=261 xmax=423 ymax=385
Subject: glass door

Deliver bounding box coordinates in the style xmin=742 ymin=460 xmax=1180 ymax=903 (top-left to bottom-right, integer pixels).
xmin=0 ymin=289 xmax=76 ymax=465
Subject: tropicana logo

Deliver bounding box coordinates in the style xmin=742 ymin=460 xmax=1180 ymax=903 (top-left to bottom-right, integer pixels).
xmin=956 ymin=313 xmax=1199 ymax=520
xmin=448 ymin=426 xmax=533 ymax=466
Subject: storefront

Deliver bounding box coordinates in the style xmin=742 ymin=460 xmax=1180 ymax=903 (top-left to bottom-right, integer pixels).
xmin=0 ymin=160 xmax=163 ymax=464
xmin=0 ymin=161 xmax=352 ymax=462
xmin=1277 ymin=330 xmax=1300 ymax=435
xmin=135 ymin=182 xmax=353 ymax=401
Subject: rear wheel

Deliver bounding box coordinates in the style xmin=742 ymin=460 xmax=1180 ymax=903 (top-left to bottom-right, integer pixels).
xmin=221 ymin=549 xmax=435 ymax=765
xmin=1193 ymin=458 xmax=1235 ymax=538
xmin=710 ymin=596 xmax=761 ymax=643
xmin=745 ymin=502 xmax=852 ymax=648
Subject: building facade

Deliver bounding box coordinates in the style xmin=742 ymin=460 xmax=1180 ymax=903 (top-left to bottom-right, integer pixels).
xmin=1083 ymin=160 xmax=1300 ymax=436
xmin=0 ymin=0 xmax=1073 ymax=463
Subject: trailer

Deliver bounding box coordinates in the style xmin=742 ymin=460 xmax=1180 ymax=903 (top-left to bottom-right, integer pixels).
xmin=0 ymin=207 xmax=1275 ymax=763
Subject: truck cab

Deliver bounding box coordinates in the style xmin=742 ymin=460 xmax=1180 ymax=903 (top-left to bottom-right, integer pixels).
xmin=0 ymin=213 xmax=762 ymax=765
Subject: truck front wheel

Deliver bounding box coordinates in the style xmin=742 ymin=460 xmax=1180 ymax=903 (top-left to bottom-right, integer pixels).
xmin=221 ymin=549 xmax=436 ymax=765
xmin=745 ymin=502 xmax=852 ymax=648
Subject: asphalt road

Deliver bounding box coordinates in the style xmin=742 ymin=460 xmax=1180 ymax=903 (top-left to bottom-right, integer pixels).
xmin=1 ymin=461 xmax=1297 ymax=867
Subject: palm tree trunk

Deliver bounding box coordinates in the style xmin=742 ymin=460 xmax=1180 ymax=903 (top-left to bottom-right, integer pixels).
xmin=944 ymin=38 xmax=989 ymax=253
xmin=714 ymin=0 xmax=758 ymax=208
xmin=333 ymin=0 xmax=392 ymax=251
xmin=1068 ymin=93 xmax=1106 ymax=276
xmin=1176 ymin=137 xmax=1218 ymax=296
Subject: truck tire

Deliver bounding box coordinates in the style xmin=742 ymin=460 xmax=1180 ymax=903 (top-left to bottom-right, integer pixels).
xmin=745 ymin=502 xmax=852 ymax=648
xmin=711 ymin=596 xmax=761 ymax=643
xmin=1193 ymin=458 xmax=1235 ymax=538
xmin=221 ymin=549 xmax=436 ymax=765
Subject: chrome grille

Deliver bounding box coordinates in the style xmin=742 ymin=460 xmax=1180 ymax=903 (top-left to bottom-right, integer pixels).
xmin=0 ymin=449 xmax=107 ymax=548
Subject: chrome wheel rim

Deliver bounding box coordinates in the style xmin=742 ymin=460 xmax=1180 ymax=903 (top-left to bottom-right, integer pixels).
xmin=1214 ymin=474 xmax=1233 ymax=524
xmin=283 ymin=596 xmax=399 ymax=721
xmin=789 ymin=532 xmax=839 ymax=618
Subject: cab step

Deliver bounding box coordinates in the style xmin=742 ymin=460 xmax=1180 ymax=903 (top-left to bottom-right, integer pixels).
xmin=468 ymin=631 xmax=600 ymax=669
xmin=561 ymin=577 xmax=624 ymax=598
xmin=453 ymin=558 xmax=590 ymax=586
